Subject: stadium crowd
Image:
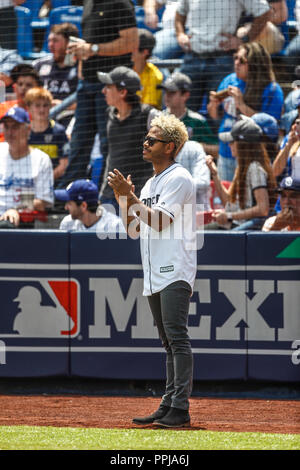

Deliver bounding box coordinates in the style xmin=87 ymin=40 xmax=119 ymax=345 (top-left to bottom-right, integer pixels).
xmin=0 ymin=0 xmax=300 ymax=232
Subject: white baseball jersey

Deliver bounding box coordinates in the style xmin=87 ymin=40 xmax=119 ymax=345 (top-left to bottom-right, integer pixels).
xmin=0 ymin=142 xmax=54 ymax=215
xmin=59 ymin=207 xmax=125 ymax=234
xmin=139 ymin=162 xmax=197 ymax=296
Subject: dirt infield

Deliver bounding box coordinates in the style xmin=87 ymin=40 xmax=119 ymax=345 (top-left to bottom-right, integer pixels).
xmin=0 ymin=395 xmax=299 ymax=433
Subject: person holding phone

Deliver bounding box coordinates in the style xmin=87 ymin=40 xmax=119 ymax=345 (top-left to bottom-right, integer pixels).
xmin=272 ymin=118 xmax=300 ymax=181
xmin=207 ymin=42 xmax=283 ymax=182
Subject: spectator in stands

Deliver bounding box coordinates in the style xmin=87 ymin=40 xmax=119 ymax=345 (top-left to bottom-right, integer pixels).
xmin=283 ymin=0 xmax=300 ymax=78
xmin=6 ymin=63 xmax=42 ymax=109
xmin=251 ymin=111 xmax=280 ymax=162
xmin=0 ymin=46 xmax=22 ymax=88
xmin=0 ymin=1 xmax=26 ymax=50
xmin=237 ymin=0 xmax=288 ymax=55
xmin=175 ymin=140 xmax=211 ymax=210
xmin=175 ymin=0 xmax=271 ymax=112
xmin=24 ymin=87 xmax=70 ymax=186
xmin=57 ymin=0 xmax=139 ymax=189
xmin=207 ymin=42 xmax=283 ymax=181
xmin=54 ymin=179 xmax=124 ymax=233
xmin=262 ymin=176 xmax=300 ymax=231
xmin=143 ymin=0 xmax=184 ymax=62
xmin=33 ymin=23 xmax=79 ymax=127
xmin=205 ymin=116 xmax=277 ymax=230
xmin=97 ymin=66 xmax=159 ymax=211
xmin=132 ymin=28 xmax=163 ymax=109
xmin=0 ymin=63 xmax=42 ymax=142
xmin=0 ymin=107 xmax=53 ymax=228
xmin=273 ymin=116 xmax=300 ymax=180
xmin=157 ymin=73 xmax=212 ymax=208
xmin=159 ymin=71 xmax=219 ymax=158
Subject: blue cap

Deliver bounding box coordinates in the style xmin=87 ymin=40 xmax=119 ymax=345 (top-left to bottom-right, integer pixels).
xmin=54 ymin=179 xmax=99 ymax=205
xmin=0 ymin=106 xmax=30 ymax=124
xmin=219 ymin=116 xmax=263 ymax=143
xmin=279 ymin=176 xmax=300 ymax=192
xmin=251 ymin=112 xmax=279 ymax=142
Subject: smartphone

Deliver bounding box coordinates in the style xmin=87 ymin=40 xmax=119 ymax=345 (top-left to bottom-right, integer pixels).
xmin=64 ymin=36 xmax=85 ymax=66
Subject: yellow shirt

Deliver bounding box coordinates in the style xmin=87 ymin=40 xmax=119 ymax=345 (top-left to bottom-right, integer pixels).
xmin=137 ymin=62 xmax=163 ymax=110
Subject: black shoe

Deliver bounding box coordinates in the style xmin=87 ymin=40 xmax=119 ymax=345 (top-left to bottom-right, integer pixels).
xmin=153 ymin=407 xmax=191 ymax=428
xmin=132 ymin=404 xmax=170 ymax=425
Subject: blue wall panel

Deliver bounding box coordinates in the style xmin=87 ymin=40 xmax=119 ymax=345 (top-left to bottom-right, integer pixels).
xmin=0 ymin=230 xmax=298 ymax=381
xmin=69 ymin=231 xmax=248 ymax=380
xmin=246 ymin=232 xmax=300 ymax=382
xmin=0 ymin=230 xmax=70 ymax=377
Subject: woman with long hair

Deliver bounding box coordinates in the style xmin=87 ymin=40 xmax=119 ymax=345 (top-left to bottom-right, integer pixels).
xmin=206 ymin=117 xmax=277 ymax=230
xmin=207 ymin=41 xmax=283 ymax=181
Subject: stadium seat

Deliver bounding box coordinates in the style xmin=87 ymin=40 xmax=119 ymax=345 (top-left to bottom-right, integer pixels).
xmin=42 ymin=5 xmax=83 ymax=52
xmin=196 ymin=180 xmax=231 ymax=227
xmin=50 ymin=0 xmax=71 ymax=9
xmin=134 ymin=4 xmax=165 ymax=33
xmin=22 ymin=0 xmax=49 ymax=29
xmin=15 ymin=6 xmax=34 ymax=59
xmin=22 ymin=0 xmax=70 ymax=29
xmin=209 ymin=179 xmax=231 ymax=209
xmin=15 ymin=6 xmax=46 ymax=59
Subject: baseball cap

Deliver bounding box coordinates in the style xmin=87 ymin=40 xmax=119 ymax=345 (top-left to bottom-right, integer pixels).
xmin=138 ymin=28 xmax=156 ymax=51
xmin=157 ymin=72 xmax=192 ymax=92
xmin=219 ymin=115 xmax=263 ymax=143
xmin=251 ymin=112 xmax=279 ymax=143
xmin=97 ymin=66 xmax=141 ymax=93
xmin=0 ymin=106 xmax=30 ymax=124
xmin=54 ymin=179 xmax=99 ymax=205
xmin=278 ymin=176 xmax=300 ymax=192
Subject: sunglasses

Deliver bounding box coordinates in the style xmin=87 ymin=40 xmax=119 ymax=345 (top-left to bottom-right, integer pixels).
xmin=144 ymin=136 xmax=169 ymax=147
xmin=234 ymin=54 xmax=248 ymax=65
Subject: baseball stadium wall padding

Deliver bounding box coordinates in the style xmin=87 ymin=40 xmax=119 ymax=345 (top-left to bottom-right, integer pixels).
xmin=0 ymin=230 xmax=299 ymax=382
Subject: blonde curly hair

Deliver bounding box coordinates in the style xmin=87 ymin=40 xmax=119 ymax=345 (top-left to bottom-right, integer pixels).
xmin=150 ymin=112 xmax=189 ymax=155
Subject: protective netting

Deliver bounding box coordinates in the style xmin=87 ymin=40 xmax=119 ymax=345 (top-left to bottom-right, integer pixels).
xmin=0 ymin=0 xmax=299 ymax=231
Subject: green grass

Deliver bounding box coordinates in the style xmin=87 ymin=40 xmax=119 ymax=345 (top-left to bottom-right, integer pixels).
xmin=0 ymin=426 xmax=299 ymax=450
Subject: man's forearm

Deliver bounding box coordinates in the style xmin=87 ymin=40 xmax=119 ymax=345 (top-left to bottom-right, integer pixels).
xmin=175 ymin=12 xmax=186 ymax=36
xmin=143 ymin=0 xmax=159 ymax=12
xmin=247 ymin=10 xmax=271 ymax=41
xmin=96 ymin=28 xmax=138 ymax=57
xmin=33 ymin=199 xmax=51 ymax=211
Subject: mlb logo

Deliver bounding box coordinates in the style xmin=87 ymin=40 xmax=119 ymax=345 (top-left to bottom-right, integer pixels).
xmin=0 ymin=278 xmax=80 ymax=338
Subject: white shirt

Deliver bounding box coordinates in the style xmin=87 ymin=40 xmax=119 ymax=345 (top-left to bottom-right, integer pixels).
xmin=291 ymin=145 xmax=300 ymax=179
xmin=157 ymin=0 xmax=179 ymax=28
xmin=176 ymin=140 xmax=211 ymax=209
xmin=296 ymin=0 xmax=300 ymax=33
xmin=0 ymin=143 xmax=54 ymax=215
xmin=0 ymin=1 xmax=13 ymax=9
xmin=59 ymin=206 xmax=125 ymax=235
xmin=225 ymin=160 xmax=268 ymax=225
xmin=139 ymin=163 xmax=197 ymax=296
xmin=177 ymin=0 xmax=270 ymax=53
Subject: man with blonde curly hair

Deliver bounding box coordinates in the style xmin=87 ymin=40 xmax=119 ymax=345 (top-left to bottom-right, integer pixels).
xmin=108 ymin=113 xmax=197 ymax=428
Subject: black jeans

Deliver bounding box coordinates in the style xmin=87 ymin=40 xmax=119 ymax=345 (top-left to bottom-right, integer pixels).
xmin=147 ymin=280 xmax=193 ymax=411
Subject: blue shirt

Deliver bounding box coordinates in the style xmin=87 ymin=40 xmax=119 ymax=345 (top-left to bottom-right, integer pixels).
xmin=217 ymin=73 xmax=284 ymax=159
xmin=29 ymin=120 xmax=70 ymax=170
